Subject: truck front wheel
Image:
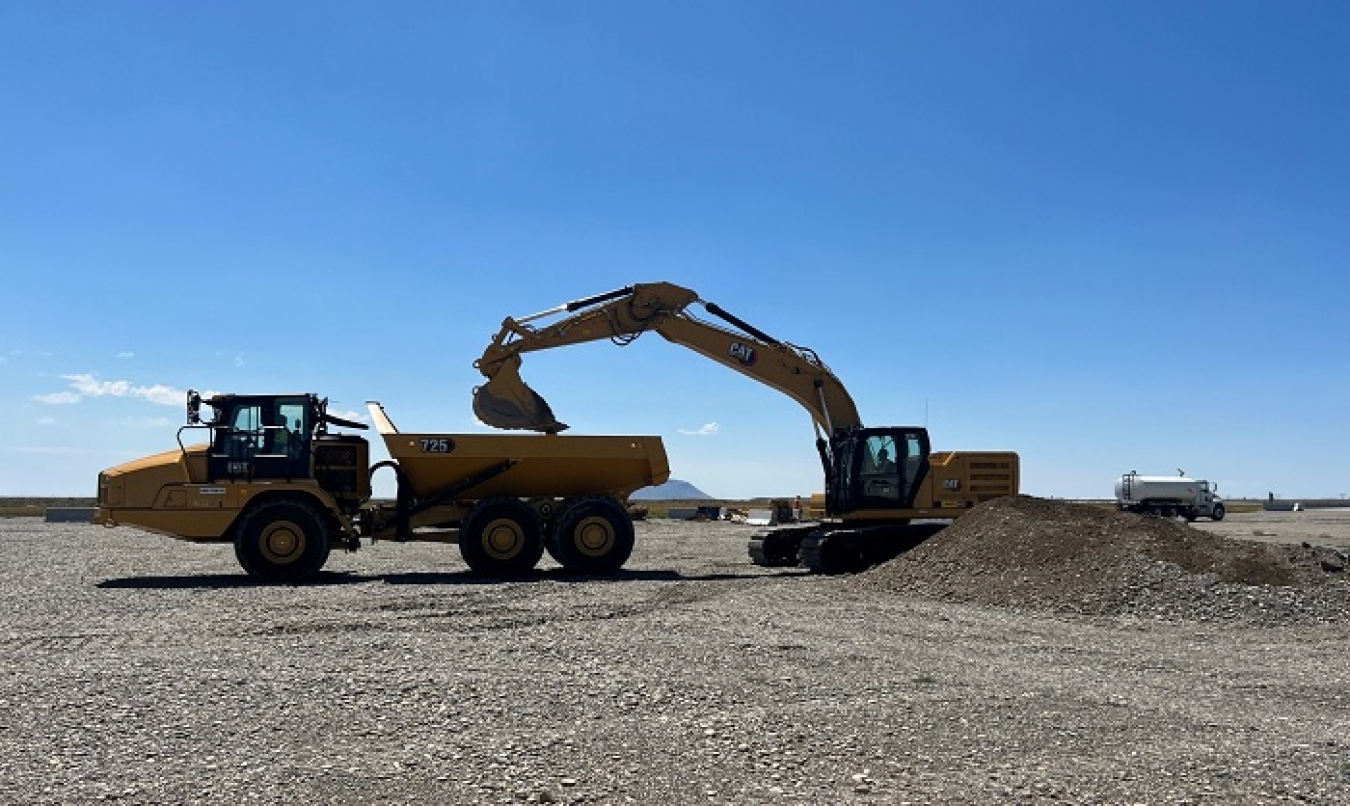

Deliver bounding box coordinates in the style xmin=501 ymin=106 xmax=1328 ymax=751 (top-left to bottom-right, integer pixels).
xmin=234 ymin=499 xmax=332 ymax=584
xmin=550 ymin=496 xmax=635 ymax=574
xmin=459 ymin=497 xmax=545 ymax=578
xmin=1211 ymin=504 xmax=1226 ymax=522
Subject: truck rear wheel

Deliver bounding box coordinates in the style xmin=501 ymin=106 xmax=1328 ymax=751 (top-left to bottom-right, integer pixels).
xmin=234 ymin=499 xmax=332 ymax=584
xmin=459 ymin=497 xmax=544 ymax=577
xmin=549 ymin=496 xmax=634 ymax=574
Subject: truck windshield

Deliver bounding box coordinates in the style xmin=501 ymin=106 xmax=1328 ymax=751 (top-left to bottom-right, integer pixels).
xmin=227 ymin=404 xmax=263 ymax=450
xmin=209 ymin=397 xmax=312 ymax=480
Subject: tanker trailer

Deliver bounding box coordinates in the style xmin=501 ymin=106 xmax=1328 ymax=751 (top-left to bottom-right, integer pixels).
xmin=1114 ymin=471 xmax=1225 ymax=521
xmin=95 ymin=391 xmax=669 ymax=582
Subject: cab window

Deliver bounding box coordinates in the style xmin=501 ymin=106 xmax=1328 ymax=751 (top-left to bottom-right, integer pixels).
xmin=863 ymin=435 xmax=898 ymax=475
xmin=265 ymin=398 xmax=309 ymax=456
xmin=859 ymin=435 xmax=901 ymax=502
xmin=230 ymin=404 xmax=263 ymax=450
xmin=853 ymin=431 xmax=929 ymax=508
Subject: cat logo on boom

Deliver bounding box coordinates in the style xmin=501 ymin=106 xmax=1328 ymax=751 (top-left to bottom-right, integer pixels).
xmin=728 ymin=342 xmax=757 ymax=366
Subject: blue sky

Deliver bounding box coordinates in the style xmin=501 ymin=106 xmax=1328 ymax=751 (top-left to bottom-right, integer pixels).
xmin=2 ymin=1 xmax=1347 ymax=499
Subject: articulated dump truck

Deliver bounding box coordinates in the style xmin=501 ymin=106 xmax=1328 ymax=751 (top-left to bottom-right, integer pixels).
xmin=94 ymin=391 xmax=668 ymax=583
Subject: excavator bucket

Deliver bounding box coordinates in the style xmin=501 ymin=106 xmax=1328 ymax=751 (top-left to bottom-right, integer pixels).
xmin=473 ymin=360 xmax=569 ymax=433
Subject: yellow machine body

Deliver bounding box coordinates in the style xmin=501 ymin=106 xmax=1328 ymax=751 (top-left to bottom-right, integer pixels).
xmin=94 ymin=392 xmax=668 ymax=582
xmin=835 ymin=450 xmax=1021 ymax=522
xmin=369 ymin=402 xmax=668 ymax=503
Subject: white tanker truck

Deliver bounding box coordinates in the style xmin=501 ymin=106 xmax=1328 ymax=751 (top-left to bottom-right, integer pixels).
xmin=1114 ymin=471 xmax=1226 ymax=521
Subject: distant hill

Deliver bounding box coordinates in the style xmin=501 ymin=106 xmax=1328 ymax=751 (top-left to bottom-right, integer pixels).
xmin=631 ymin=479 xmax=712 ymax=501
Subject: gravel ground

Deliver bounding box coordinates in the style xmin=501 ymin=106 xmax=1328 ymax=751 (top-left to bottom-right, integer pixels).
xmin=860 ymin=497 xmax=1350 ymax=625
xmin=3 ymin=513 xmax=1349 ymax=805
xmin=1192 ymin=508 xmax=1350 ymax=549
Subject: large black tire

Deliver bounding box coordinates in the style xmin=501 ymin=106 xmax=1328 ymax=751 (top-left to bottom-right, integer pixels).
xmin=1211 ymin=503 xmax=1226 ymax=522
xmin=234 ymin=499 xmax=332 ymax=584
xmin=549 ymin=496 xmax=634 ymax=574
xmin=459 ymin=497 xmax=545 ymax=577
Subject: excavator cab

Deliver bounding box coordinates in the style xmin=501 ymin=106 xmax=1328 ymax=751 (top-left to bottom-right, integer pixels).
xmin=830 ymin=427 xmax=931 ymax=516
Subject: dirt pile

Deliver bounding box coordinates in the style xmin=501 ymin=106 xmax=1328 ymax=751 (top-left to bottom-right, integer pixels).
xmin=857 ymin=495 xmax=1350 ymax=623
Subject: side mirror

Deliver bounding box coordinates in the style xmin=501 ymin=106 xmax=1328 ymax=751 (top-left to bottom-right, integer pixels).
xmin=187 ymin=390 xmax=202 ymax=424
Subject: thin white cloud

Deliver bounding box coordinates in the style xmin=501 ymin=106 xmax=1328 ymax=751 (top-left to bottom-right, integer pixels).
xmin=37 ymin=417 xmax=56 ymax=426
xmin=34 ymin=391 xmax=80 ymax=405
xmin=211 ymin=350 xmax=245 ymax=367
xmin=66 ymin=375 xmax=132 ymax=397
xmin=35 ymin=374 xmax=185 ymax=407
xmin=140 ymin=385 xmax=182 ymax=406
xmin=116 ymin=351 xmax=134 ymax=359
xmin=678 ymin=421 xmax=721 ymax=436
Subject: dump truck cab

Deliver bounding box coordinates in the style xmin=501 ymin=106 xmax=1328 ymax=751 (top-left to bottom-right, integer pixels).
xmin=204 ymin=392 xmax=317 ymax=482
xmin=96 ymin=391 xmax=372 ymax=582
xmin=193 ymin=391 xmax=371 ymax=509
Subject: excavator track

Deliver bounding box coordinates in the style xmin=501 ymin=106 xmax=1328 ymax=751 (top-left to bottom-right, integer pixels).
xmin=799 ymin=531 xmax=869 ymax=575
xmin=799 ymin=522 xmax=950 ymax=575
xmin=747 ymin=525 xmax=817 ymax=567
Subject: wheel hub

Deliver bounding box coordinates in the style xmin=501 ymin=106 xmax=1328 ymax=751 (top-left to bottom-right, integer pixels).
xmin=482 ymin=519 xmax=523 ymax=559
xmin=260 ymin=521 xmax=305 ymax=564
xmin=575 ymin=517 xmax=615 ymax=557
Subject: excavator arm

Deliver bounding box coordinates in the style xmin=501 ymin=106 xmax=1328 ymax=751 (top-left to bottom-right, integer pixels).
xmin=472 ymin=282 xmax=863 ymax=440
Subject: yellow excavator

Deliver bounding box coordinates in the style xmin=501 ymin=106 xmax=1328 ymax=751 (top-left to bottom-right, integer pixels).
xmin=472 ymin=282 xmax=1019 ymax=574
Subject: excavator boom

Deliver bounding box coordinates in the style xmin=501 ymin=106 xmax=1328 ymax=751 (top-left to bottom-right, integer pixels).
xmin=473 ymin=282 xmax=861 ymax=436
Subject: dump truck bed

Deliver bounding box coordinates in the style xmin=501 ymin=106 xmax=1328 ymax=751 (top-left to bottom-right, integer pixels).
xmin=367 ymin=402 xmax=670 ymax=500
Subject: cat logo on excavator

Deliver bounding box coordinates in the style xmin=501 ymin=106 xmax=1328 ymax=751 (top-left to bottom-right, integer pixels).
xmin=728 ymin=342 xmax=757 ymax=366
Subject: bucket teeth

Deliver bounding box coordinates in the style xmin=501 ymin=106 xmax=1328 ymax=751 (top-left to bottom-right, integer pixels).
xmin=473 ymin=375 xmax=568 ymax=434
